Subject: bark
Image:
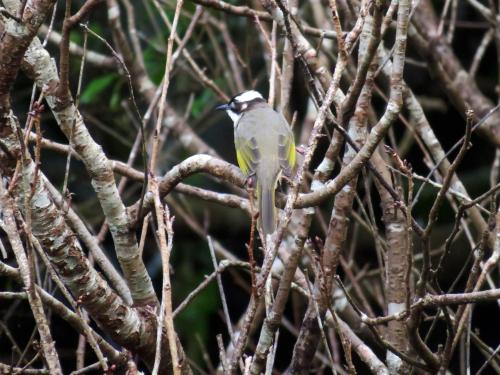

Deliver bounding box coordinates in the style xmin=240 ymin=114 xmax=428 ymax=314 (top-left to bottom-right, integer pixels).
xmin=20 ymin=36 xmax=157 ymax=307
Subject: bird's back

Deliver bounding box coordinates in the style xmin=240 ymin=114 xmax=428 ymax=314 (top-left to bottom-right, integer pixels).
xmin=235 ymin=105 xmax=289 ymax=179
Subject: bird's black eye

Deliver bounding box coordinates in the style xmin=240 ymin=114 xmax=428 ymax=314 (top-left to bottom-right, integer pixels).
xmin=230 ymin=101 xmax=240 ymax=113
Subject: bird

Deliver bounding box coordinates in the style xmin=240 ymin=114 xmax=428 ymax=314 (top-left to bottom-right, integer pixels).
xmin=216 ymin=90 xmax=296 ymax=236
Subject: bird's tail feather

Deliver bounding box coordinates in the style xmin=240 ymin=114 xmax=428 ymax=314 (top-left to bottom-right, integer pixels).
xmin=257 ymin=183 xmax=276 ymax=236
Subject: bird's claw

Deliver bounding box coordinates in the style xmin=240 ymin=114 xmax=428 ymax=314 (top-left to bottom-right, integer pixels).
xmin=296 ymin=145 xmax=306 ymax=155
xmin=245 ymin=173 xmax=256 ymax=189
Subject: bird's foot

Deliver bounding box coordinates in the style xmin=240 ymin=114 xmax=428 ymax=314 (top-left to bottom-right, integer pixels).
xmin=296 ymin=145 xmax=306 ymax=155
xmin=245 ymin=172 xmax=256 ymax=189
xmin=280 ymin=174 xmax=293 ymax=185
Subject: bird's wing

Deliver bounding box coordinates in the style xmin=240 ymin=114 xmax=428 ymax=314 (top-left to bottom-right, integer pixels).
xmin=278 ymin=123 xmax=296 ymax=176
xmin=235 ymin=134 xmax=260 ymax=176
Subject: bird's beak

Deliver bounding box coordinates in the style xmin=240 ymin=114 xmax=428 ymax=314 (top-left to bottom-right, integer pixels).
xmin=215 ymin=103 xmax=229 ymax=111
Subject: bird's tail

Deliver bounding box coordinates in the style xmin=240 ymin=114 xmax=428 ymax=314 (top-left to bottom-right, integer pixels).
xmin=257 ymin=181 xmax=276 ymax=236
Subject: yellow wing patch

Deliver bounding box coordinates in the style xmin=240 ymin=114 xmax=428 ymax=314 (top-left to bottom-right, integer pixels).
xmin=278 ymin=132 xmax=296 ymax=176
xmin=236 ymin=149 xmax=250 ymax=175
xmin=288 ymin=138 xmax=296 ymax=169
xmin=235 ymin=137 xmax=260 ymax=176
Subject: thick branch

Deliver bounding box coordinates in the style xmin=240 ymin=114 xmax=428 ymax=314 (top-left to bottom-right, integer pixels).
xmin=21 ymin=36 xmax=157 ymax=306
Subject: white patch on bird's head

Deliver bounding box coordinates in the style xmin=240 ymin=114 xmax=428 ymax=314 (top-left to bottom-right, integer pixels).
xmin=232 ymin=90 xmax=264 ymax=103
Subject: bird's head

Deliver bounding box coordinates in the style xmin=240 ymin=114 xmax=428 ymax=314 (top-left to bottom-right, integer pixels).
xmin=216 ymin=90 xmax=266 ymax=125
